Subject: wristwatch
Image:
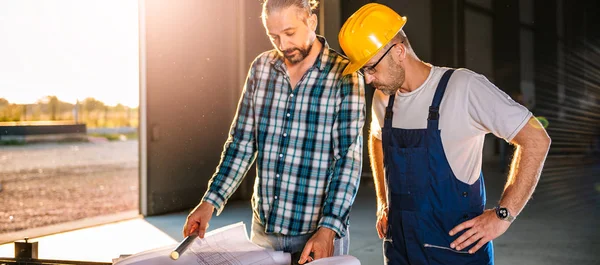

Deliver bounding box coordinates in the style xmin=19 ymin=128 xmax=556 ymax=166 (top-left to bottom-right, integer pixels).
xmin=494 ymin=206 xmax=516 ymax=223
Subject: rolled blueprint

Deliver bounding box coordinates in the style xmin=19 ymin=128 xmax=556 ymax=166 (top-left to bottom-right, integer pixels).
xmin=170 ymin=232 xmax=198 ymax=260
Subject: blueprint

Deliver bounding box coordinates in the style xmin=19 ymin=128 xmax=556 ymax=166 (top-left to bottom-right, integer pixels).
xmin=113 ymin=222 xmax=290 ymax=265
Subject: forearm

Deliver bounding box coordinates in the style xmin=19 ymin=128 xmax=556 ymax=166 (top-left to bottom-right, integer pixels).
xmin=320 ymin=137 xmax=362 ymax=237
xmin=500 ymin=118 xmax=551 ymax=216
xmin=202 ymin=138 xmax=257 ymax=214
xmin=369 ymin=135 xmax=387 ymax=211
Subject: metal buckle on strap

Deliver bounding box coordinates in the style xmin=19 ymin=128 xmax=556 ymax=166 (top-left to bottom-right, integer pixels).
xmin=428 ymin=106 xmax=439 ymax=120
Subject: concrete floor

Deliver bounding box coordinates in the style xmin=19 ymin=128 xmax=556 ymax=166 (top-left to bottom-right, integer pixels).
xmin=0 ymin=162 xmax=598 ymax=264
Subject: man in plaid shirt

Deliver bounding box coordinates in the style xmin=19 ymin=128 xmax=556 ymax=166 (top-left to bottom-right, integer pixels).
xmin=183 ymin=0 xmax=365 ymax=263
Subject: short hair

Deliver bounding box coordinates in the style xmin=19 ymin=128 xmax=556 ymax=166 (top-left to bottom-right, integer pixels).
xmin=261 ymin=0 xmax=319 ymax=21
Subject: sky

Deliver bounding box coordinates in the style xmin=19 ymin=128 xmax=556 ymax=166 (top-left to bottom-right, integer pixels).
xmin=0 ymin=0 xmax=139 ymax=107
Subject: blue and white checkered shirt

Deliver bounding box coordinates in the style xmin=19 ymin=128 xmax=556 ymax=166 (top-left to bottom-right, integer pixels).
xmin=202 ymin=37 xmax=365 ymax=237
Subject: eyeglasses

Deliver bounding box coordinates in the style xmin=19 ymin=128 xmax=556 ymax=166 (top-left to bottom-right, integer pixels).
xmin=360 ymin=43 xmax=397 ymax=75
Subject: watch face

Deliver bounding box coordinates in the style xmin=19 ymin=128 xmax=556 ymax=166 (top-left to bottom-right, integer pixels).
xmin=498 ymin=207 xmax=509 ymax=219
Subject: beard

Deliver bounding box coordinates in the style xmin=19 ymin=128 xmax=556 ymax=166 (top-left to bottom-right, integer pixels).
xmin=372 ymin=61 xmax=405 ymax=96
xmin=281 ymin=42 xmax=313 ymax=65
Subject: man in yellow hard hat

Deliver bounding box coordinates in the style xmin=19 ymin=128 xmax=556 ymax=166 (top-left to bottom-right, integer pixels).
xmin=183 ymin=1 xmax=365 ymax=264
xmin=339 ymin=3 xmax=550 ymax=264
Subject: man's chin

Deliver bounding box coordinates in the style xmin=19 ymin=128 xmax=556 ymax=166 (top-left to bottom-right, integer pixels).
xmin=285 ymin=55 xmax=304 ymax=65
xmin=378 ymin=87 xmax=397 ymax=96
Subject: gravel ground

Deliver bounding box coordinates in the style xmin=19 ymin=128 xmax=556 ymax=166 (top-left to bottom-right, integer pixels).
xmin=0 ymin=141 xmax=138 ymax=234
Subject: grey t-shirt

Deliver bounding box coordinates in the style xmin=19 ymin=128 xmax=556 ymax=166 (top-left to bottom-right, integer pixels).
xmin=371 ymin=66 xmax=532 ymax=184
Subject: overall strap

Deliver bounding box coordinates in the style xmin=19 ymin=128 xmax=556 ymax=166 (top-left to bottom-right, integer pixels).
xmin=427 ymin=69 xmax=455 ymax=130
xmin=384 ymin=94 xmax=396 ymax=129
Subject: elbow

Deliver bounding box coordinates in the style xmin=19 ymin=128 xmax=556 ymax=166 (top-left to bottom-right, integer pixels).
xmin=542 ymin=131 xmax=552 ymax=151
xmin=527 ymin=131 xmax=551 ymax=160
xmin=519 ymin=129 xmax=551 ymax=155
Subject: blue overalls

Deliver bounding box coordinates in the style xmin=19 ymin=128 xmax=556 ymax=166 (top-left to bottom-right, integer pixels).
xmin=382 ymin=70 xmax=494 ymax=265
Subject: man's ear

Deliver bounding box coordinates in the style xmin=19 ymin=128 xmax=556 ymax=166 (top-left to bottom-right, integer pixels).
xmin=396 ymin=43 xmax=407 ymax=61
xmin=308 ymin=13 xmax=318 ymax=31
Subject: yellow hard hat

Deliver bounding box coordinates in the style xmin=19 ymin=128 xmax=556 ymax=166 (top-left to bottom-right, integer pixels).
xmin=339 ymin=3 xmax=407 ymax=75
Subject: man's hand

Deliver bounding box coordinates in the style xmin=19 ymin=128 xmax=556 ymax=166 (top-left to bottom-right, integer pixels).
xmin=298 ymin=227 xmax=336 ymax=264
xmin=449 ymin=209 xmax=511 ymax=254
xmin=182 ymin=202 xmax=215 ymax=238
xmin=376 ymin=206 xmax=388 ymax=239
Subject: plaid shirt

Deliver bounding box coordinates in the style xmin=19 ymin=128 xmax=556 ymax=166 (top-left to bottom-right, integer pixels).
xmin=202 ymin=37 xmax=365 ymax=237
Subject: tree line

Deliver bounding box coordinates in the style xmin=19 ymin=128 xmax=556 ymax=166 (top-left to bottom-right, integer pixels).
xmin=0 ymin=96 xmax=138 ymax=128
